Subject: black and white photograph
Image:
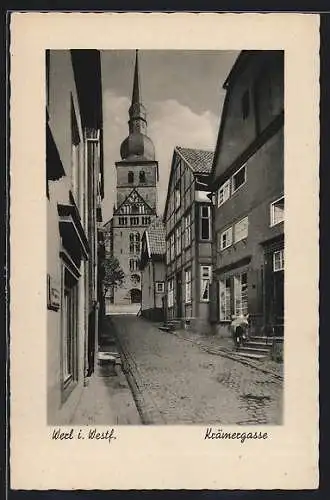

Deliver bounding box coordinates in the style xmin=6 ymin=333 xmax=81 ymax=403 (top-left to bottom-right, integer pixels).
xmin=10 ymin=12 xmax=319 ymax=490
xmin=46 ymin=48 xmax=284 ymax=426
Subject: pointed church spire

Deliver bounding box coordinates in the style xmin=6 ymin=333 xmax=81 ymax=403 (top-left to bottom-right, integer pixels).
xmin=120 ymin=50 xmax=155 ymax=161
xmin=132 ymin=49 xmax=141 ymax=105
xmin=128 ymin=50 xmax=147 ymax=133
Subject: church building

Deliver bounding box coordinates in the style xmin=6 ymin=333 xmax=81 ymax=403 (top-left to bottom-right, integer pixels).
xmin=107 ymin=50 xmax=159 ymax=307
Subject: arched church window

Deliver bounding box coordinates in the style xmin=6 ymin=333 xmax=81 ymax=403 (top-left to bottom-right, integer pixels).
xmin=128 ymin=171 xmax=134 ymax=183
xmin=139 ymin=171 xmax=146 ymax=183
xmin=129 ymin=232 xmax=140 ymax=253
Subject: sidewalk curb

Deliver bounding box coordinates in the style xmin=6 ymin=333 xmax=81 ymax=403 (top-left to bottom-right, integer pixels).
xmin=108 ymin=318 xmax=166 ymax=425
xmin=170 ymin=331 xmax=283 ymax=383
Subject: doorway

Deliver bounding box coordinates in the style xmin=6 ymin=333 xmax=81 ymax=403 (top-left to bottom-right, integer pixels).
xmin=130 ymin=288 xmax=141 ymax=304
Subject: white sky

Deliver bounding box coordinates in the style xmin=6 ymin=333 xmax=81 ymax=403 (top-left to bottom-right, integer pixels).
xmin=101 ymin=50 xmax=239 ymax=222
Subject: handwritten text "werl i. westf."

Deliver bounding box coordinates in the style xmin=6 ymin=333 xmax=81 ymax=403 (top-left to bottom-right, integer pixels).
xmin=51 ymin=427 xmax=117 ymax=444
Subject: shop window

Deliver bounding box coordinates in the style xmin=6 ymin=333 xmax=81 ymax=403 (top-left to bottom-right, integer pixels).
xmin=270 ymin=196 xmax=284 ymax=226
xmin=200 ymin=205 xmax=211 ymax=240
xmin=200 ymin=266 xmax=212 ymax=302
xmin=234 ymin=272 xmax=248 ymax=316
xmin=273 ymin=249 xmax=284 ymax=272
xmin=234 ymin=216 xmax=248 ymax=243
xmin=219 ymin=278 xmax=231 ymax=321
xmin=185 ymin=268 xmax=192 ymax=304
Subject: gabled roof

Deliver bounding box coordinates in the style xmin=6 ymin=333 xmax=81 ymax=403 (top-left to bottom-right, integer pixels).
xmin=113 ymin=188 xmax=154 ymax=215
xmin=176 ymin=146 xmax=214 ymax=175
xmin=146 ymin=218 xmax=166 ymax=257
xmin=163 ymin=146 xmax=214 ymax=222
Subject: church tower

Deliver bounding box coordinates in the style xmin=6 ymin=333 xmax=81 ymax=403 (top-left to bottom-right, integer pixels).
xmin=111 ymin=50 xmax=159 ymax=306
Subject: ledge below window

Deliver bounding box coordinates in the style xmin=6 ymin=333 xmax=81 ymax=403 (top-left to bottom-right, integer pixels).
xmin=58 ymin=203 xmax=90 ymax=262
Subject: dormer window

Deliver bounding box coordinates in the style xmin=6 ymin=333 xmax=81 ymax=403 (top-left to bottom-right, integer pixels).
xmin=139 ymin=171 xmax=146 ymax=183
xmin=128 ymin=171 xmax=134 ymax=183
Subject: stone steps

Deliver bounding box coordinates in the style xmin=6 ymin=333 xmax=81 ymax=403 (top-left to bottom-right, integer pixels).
xmin=235 ymin=351 xmax=268 ymax=360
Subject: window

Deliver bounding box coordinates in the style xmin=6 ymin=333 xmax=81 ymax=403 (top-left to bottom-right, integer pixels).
xmin=273 ymin=249 xmax=284 ymax=272
xmin=119 ymin=217 xmax=127 ymax=226
xmin=142 ymin=216 xmax=151 ymax=226
xmin=220 ymin=227 xmax=233 ymax=250
xmin=156 ymin=282 xmax=165 ymax=293
xmin=170 ymin=233 xmax=175 ymax=262
xmin=270 ymin=196 xmax=284 ymax=226
xmin=217 ymin=180 xmax=231 ymax=207
xmin=174 ymin=181 xmax=181 ymax=210
xmin=129 ymin=259 xmax=138 ymax=272
xmin=130 ymin=217 xmax=139 ymax=226
xmin=166 ymin=239 xmax=170 ymax=264
xmin=219 ymin=278 xmax=231 ymax=321
xmin=200 ymin=205 xmax=211 ymax=240
xmin=131 ymin=203 xmax=139 ymax=214
xmin=234 ymin=216 xmax=248 ymax=243
xmin=234 ymin=273 xmax=248 ymax=316
xmin=184 ymin=212 xmax=192 ymax=247
xmin=200 ymin=266 xmax=211 ymax=302
xmin=128 ymin=171 xmax=134 ymax=183
xmin=131 ymin=273 xmax=140 ymax=284
xmin=176 ymin=224 xmax=181 ymax=255
xmin=120 ymin=205 xmax=130 ymax=215
xmin=185 ymin=268 xmax=192 ymax=304
xmin=129 ymin=232 xmax=140 ymax=253
xmin=242 ymin=90 xmax=250 ymax=119
xmin=139 ymin=171 xmax=146 ymax=183
xmin=168 ymin=278 xmax=174 ymax=307
xmin=232 ymin=165 xmax=246 ymax=193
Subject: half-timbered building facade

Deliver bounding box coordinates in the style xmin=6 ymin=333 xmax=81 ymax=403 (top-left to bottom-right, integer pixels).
xmin=163 ymin=147 xmax=214 ymax=333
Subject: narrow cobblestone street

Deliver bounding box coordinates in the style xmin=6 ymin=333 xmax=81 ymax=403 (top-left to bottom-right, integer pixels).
xmin=108 ymin=315 xmax=283 ymax=425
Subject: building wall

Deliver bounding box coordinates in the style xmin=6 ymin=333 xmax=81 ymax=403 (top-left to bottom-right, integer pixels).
xmin=141 ymin=260 xmax=165 ymax=320
xmin=164 ymin=153 xmax=212 ymax=332
xmin=47 ymin=51 xmax=85 ymax=424
xmin=211 ymin=51 xmax=284 ymax=338
xmin=47 ymin=50 xmax=103 ymax=424
xmin=112 ymin=221 xmax=157 ymax=304
xmin=116 ymin=162 xmax=158 ymax=209
xmin=213 ymin=52 xmax=284 ymax=181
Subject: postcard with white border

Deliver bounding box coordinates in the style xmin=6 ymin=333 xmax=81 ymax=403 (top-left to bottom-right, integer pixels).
xmin=10 ymin=12 xmax=319 ymax=490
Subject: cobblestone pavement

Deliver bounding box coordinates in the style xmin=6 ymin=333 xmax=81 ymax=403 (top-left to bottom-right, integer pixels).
xmin=109 ymin=315 xmax=283 ymax=425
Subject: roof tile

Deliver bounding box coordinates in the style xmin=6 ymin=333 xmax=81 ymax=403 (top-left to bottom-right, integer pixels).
xmin=176 ymin=146 xmax=214 ymax=174
xmin=146 ymin=218 xmax=166 ymax=256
